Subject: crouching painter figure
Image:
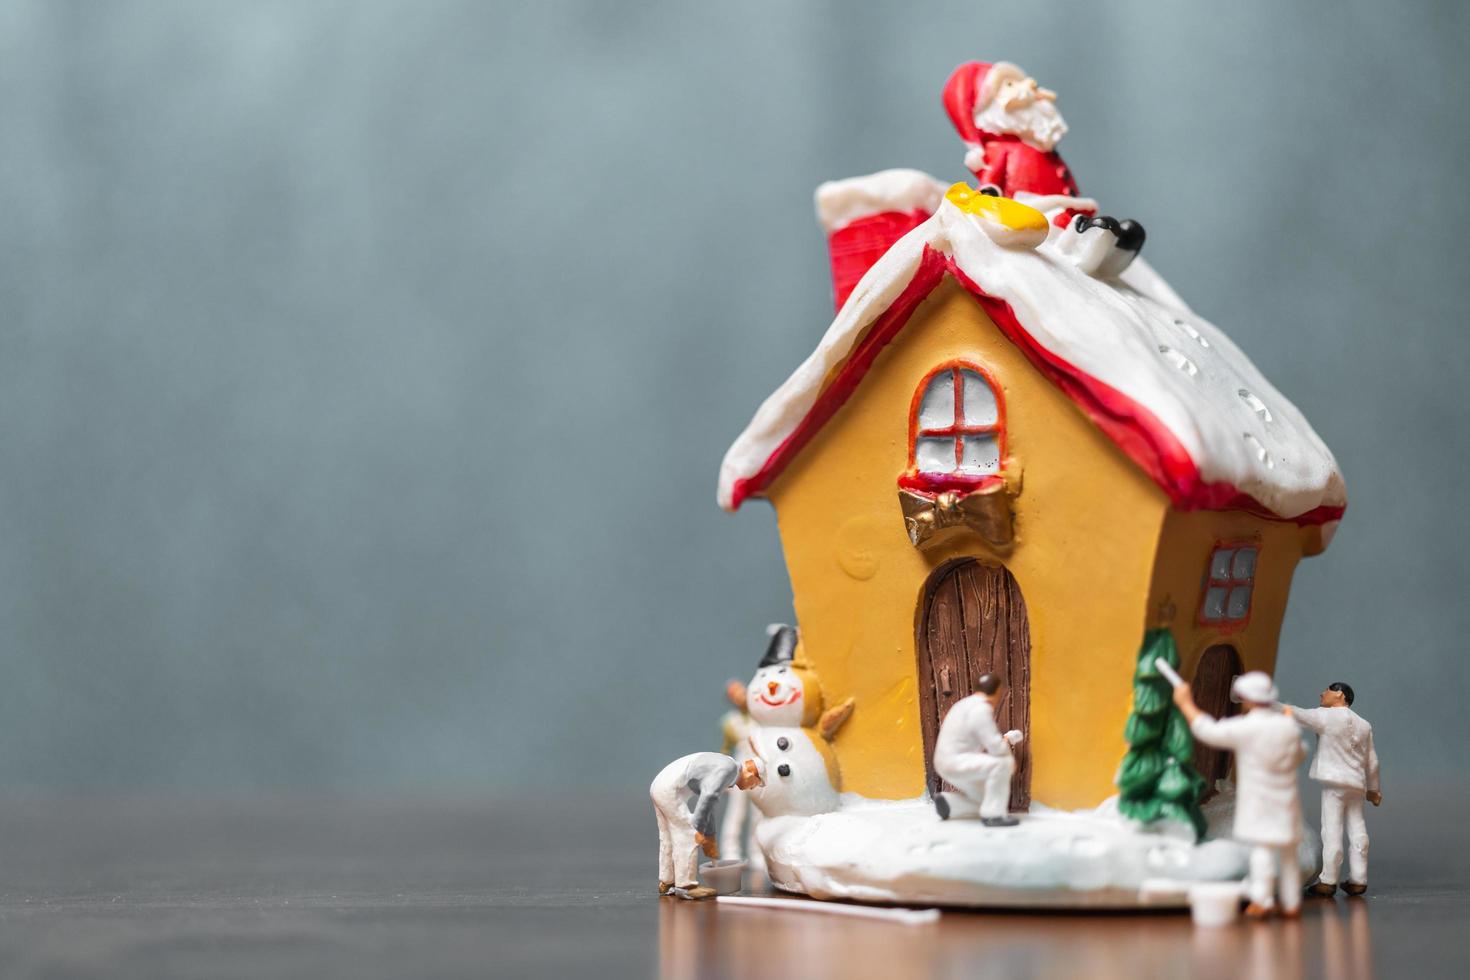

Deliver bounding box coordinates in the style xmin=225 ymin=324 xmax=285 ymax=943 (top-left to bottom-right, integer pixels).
xmin=932 ymin=673 xmax=1025 ymax=827
xmin=650 ymin=752 xmax=763 ymax=900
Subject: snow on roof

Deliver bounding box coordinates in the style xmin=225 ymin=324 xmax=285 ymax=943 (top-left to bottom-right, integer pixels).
xmin=717 ymin=187 xmax=1346 ymax=531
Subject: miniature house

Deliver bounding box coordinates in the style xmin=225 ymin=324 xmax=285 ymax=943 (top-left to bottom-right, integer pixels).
xmin=718 ymin=171 xmax=1345 ymax=812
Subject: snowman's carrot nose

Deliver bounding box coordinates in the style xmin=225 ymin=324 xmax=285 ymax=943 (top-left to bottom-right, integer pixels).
xmin=768 ymin=682 xmax=779 ymax=695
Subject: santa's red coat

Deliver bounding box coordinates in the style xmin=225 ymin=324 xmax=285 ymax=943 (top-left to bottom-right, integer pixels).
xmin=970 ymin=132 xmax=1078 ymax=198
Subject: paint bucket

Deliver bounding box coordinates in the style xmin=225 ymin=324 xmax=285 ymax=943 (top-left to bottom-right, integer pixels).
xmin=699 ymin=859 xmax=747 ymax=896
xmin=1188 ymin=882 xmax=1243 ymax=927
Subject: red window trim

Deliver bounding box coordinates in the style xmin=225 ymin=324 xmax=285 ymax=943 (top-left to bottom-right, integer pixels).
xmin=1196 ymin=539 xmax=1260 ymax=633
xmin=903 ymin=361 xmax=1006 ymax=494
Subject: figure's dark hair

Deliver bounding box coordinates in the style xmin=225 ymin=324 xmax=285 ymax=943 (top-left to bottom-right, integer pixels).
xmin=1328 ymin=681 xmax=1355 ymax=706
xmin=976 ymin=673 xmax=1001 ymax=696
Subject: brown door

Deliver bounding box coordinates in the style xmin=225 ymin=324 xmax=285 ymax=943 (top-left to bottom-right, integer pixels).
xmin=1190 ymin=644 xmax=1243 ymax=796
xmin=916 ymin=559 xmax=1032 ymax=810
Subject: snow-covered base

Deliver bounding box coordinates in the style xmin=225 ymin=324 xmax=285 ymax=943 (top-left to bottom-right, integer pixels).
xmin=754 ymin=789 xmax=1320 ymax=910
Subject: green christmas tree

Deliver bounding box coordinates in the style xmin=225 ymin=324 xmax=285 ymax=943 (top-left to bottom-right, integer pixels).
xmin=1116 ymin=628 xmax=1208 ymax=840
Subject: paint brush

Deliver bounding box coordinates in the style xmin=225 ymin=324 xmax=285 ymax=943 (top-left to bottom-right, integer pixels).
xmin=1156 ymin=659 xmax=1186 ymax=690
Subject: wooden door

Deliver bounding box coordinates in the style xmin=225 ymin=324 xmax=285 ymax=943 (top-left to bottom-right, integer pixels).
xmin=1190 ymin=644 xmax=1243 ymax=796
xmin=916 ymin=560 xmax=1032 ymax=810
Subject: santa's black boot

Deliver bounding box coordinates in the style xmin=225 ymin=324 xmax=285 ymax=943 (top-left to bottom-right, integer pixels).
xmin=1113 ymin=218 xmax=1146 ymax=253
xmin=1056 ymin=214 xmax=1146 ymax=278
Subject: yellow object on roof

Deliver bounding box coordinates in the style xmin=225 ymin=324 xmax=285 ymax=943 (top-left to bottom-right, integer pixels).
xmin=945 ymin=182 xmax=1048 ymax=233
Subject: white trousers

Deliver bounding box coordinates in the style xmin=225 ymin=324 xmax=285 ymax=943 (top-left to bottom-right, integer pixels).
xmin=1320 ymin=786 xmax=1369 ymax=886
xmin=943 ymin=753 xmax=1014 ymax=819
xmin=1248 ymin=843 xmax=1302 ymax=912
xmin=651 ymin=783 xmax=700 ymax=888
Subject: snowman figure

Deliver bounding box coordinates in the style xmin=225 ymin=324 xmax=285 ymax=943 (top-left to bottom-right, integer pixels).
xmin=743 ymin=624 xmax=855 ymax=820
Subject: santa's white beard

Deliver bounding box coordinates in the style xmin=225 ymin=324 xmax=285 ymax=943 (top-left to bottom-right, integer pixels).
xmin=974 ymin=99 xmax=1068 ymax=151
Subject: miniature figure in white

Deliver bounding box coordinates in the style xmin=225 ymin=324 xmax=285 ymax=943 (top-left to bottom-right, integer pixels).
xmin=1173 ymin=671 xmax=1306 ymax=919
xmin=716 ymin=678 xmax=763 ymax=871
xmin=1287 ymin=682 xmax=1380 ymax=897
xmin=650 ymin=752 xmax=763 ymax=900
xmin=744 ymin=625 xmax=854 ymax=821
xmin=932 ymin=673 xmax=1025 ymax=827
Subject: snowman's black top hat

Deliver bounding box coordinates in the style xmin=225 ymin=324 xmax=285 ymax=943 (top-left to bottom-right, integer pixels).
xmin=760 ymin=624 xmax=798 ymax=668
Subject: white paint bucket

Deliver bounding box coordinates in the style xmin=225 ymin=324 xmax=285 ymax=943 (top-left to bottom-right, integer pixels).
xmin=1188 ymin=881 xmax=1243 ymax=927
xmin=699 ymin=859 xmax=747 ymax=896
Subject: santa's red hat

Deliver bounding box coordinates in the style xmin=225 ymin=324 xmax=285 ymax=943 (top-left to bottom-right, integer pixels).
xmin=942 ymin=60 xmax=1027 ymax=143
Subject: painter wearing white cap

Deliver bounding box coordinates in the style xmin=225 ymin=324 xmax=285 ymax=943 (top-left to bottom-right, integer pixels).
xmin=1230 ymin=671 xmax=1280 ymax=706
xmin=1173 ymin=670 xmax=1304 ymax=919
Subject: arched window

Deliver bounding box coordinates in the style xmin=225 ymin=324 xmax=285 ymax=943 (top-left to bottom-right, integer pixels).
xmin=906 ymin=363 xmax=1004 ymax=489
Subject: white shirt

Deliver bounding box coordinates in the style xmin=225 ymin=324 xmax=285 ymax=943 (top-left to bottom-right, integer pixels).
xmin=1289 ymin=706 xmax=1379 ymax=792
xmin=933 ymin=695 xmax=1011 ymax=779
xmin=1191 ymin=709 xmax=1305 ymax=846
xmin=650 ymin=752 xmax=740 ymax=836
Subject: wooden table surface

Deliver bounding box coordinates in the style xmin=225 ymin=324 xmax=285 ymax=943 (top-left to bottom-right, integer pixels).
xmin=0 ymin=787 xmax=1462 ymax=978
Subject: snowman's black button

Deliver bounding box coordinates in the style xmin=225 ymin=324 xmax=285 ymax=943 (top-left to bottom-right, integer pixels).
xmin=777 ymin=737 xmax=790 ymax=750
xmin=777 ymin=764 xmax=791 ymax=777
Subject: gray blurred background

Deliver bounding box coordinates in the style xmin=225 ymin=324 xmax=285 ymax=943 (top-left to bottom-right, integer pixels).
xmin=0 ymin=0 xmax=1464 ymax=792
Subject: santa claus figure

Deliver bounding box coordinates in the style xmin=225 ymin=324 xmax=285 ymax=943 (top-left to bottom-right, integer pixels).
xmin=943 ymin=60 xmax=1077 ymax=202
xmin=943 ymin=61 xmax=1144 ymax=264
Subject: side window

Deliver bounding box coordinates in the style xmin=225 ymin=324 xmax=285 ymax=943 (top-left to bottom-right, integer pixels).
xmin=1199 ymin=544 xmax=1258 ymax=626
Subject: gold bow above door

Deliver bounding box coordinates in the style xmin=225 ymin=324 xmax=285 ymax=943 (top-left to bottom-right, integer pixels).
xmin=898 ymin=483 xmax=1014 ymax=550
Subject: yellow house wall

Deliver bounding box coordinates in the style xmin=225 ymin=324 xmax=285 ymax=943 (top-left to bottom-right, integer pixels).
xmin=1147 ymin=510 xmax=1314 ymax=682
xmin=765 ymin=281 xmax=1172 ymax=809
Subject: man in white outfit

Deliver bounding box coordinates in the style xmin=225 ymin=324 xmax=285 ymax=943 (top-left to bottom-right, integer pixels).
xmin=932 ymin=673 xmax=1024 ymax=827
xmin=650 ymin=752 xmax=763 ymax=899
xmin=716 ymin=679 xmax=762 ymax=871
xmin=1287 ymin=681 xmax=1380 ymax=897
xmin=1174 ymin=671 xmax=1306 ymax=919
